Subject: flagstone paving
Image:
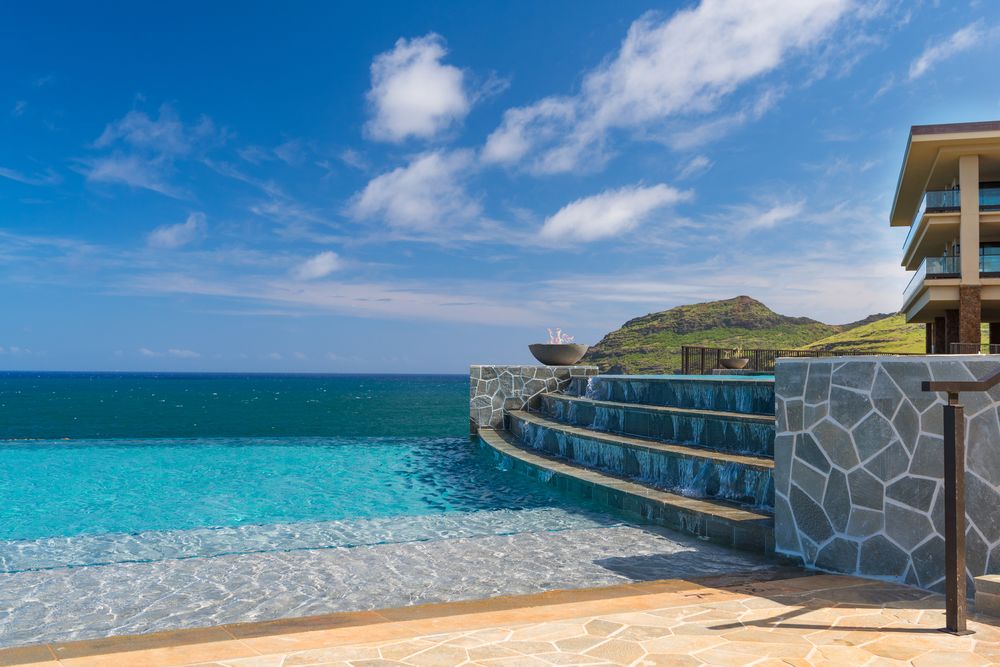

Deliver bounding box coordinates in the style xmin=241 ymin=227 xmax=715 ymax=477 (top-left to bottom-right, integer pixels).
xmin=6 ymin=573 xmax=1000 ymax=666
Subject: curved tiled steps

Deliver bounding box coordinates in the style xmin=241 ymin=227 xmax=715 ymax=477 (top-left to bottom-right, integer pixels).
xmin=477 ymin=428 xmax=774 ymax=554
xmin=566 ymin=374 xmax=775 ymax=415
xmin=538 ymin=393 xmax=775 ymax=457
xmin=508 ymin=410 xmax=774 ymax=509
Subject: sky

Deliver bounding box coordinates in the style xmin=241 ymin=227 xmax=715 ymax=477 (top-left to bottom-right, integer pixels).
xmin=2 ymin=0 xmax=1000 ymax=373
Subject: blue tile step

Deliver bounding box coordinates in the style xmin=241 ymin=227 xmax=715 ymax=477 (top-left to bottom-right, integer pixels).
xmin=508 ymin=411 xmax=774 ymax=510
xmin=566 ymin=375 xmax=775 ymax=416
xmin=477 ymin=428 xmax=774 ymax=553
xmin=537 ymin=393 xmax=775 ymax=457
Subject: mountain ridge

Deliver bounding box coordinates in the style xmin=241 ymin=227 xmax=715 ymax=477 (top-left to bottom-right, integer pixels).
xmin=581 ymin=296 xmax=919 ymax=374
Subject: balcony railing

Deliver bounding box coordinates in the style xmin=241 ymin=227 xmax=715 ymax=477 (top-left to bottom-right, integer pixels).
xmin=902 ymin=254 xmax=1000 ymax=304
xmin=902 ymin=187 xmax=1000 ymax=254
xmin=924 ymin=187 xmax=1000 ymax=212
xmin=902 ymin=256 xmax=959 ymax=304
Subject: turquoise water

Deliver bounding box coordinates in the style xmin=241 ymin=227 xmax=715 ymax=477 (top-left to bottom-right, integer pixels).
xmin=0 ymin=373 xmax=616 ymax=560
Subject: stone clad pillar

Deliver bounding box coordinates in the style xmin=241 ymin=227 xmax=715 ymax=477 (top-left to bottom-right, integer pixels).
xmin=960 ymin=286 xmax=982 ymax=350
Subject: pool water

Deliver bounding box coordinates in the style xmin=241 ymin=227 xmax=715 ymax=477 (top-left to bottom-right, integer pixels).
xmin=0 ymin=436 xmax=619 ymax=571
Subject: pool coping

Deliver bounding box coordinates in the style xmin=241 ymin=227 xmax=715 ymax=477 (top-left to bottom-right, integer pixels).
xmin=0 ymin=567 xmax=808 ymax=667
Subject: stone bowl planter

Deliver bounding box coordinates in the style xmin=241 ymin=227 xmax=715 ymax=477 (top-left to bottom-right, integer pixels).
xmin=720 ymin=357 xmax=750 ymax=370
xmin=529 ymin=343 xmax=589 ymax=366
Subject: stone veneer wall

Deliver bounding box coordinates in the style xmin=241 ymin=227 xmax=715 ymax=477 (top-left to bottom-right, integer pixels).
xmin=775 ymin=355 xmax=1000 ymax=592
xmin=470 ymin=365 xmax=598 ymax=432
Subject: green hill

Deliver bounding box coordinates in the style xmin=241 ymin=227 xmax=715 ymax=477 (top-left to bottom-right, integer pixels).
xmin=581 ymin=296 xmax=909 ymax=374
xmin=800 ymin=313 xmax=925 ymax=354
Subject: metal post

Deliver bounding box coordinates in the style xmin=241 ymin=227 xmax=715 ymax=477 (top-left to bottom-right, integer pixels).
xmin=942 ymin=393 xmax=972 ymax=635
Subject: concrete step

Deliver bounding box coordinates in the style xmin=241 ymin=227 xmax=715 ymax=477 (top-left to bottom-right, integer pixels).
xmin=566 ymin=375 xmax=775 ymax=416
xmin=538 ymin=393 xmax=775 ymax=457
xmin=477 ymin=428 xmax=774 ymax=554
xmin=508 ymin=411 xmax=774 ymax=510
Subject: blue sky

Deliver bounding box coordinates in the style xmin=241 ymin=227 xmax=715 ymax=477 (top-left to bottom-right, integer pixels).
xmin=2 ymin=1 xmax=1000 ymax=373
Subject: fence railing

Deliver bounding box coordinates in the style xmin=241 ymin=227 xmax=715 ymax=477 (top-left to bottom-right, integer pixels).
xmin=949 ymin=343 xmax=1000 ymax=354
xmin=680 ymin=346 xmax=918 ymax=375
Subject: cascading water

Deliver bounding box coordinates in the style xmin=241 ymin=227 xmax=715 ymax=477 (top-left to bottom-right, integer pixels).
xmin=511 ymin=416 xmax=773 ymax=509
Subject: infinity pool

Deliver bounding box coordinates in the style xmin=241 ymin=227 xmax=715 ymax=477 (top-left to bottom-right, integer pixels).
xmin=0 ymin=436 xmax=616 ymax=570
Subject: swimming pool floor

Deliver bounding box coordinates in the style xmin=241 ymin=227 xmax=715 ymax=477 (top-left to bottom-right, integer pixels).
xmin=0 ymin=521 xmax=773 ymax=648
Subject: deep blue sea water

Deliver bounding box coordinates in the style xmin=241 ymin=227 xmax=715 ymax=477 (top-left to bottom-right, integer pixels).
xmin=0 ymin=373 xmax=615 ymax=556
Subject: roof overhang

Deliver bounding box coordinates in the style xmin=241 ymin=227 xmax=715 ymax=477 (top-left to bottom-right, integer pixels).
xmin=890 ymin=121 xmax=1000 ymax=227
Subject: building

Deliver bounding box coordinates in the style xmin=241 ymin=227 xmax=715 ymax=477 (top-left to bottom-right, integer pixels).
xmin=893 ymin=120 xmax=1000 ymax=353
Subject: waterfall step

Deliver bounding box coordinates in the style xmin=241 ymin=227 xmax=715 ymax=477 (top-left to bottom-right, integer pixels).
xmin=567 ymin=374 xmax=775 ymax=416
xmin=538 ymin=393 xmax=775 ymax=457
xmin=508 ymin=411 xmax=774 ymax=509
xmin=478 ymin=428 xmax=774 ymax=553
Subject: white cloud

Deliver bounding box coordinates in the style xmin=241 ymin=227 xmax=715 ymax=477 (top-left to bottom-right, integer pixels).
xmin=95 ymin=105 xmax=215 ymax=155
xmin=365 ymin=34 xmax=469 ymax=142
xmin=739 ymin=200 xmax=805 ymax=230
xmin=677 ymin=155 xmax=713 ymax=180
xmin=349 ymin=150 xmax=480 ymax=231
xmin=139 ymin=347 xmax=160 ymax=357
xmin=84 ymin=154 xmax=182 ymax=198
xmin=540 ymin=184 xmax=690 ymax=243
xmin=484 ymin=0 xmax=851 ymax=173
xmin=0 ymin=166 xmax=61 ymax=186
xmin=84 ymin=104 xmax=219 ymax=197
xmin=294 ymin=251 xmax=342 ymax=280
xmin=167 ymin=348 xmax=200 ymax=358
xmin=11 ymin=100 xmax=26 ymax=117
xmin=147 ymin=212 xmax=207 ymax=249
xmin=908 ymin=21 xmax=985 ymax=81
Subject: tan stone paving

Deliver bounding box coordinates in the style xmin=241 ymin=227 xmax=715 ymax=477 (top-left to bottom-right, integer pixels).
xmin=6 ymin=574 xmax=1000 ymax=666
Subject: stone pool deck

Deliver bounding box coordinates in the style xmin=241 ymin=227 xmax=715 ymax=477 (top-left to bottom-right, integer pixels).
xmin=6 ymin=572 xmax=1000 ymax=666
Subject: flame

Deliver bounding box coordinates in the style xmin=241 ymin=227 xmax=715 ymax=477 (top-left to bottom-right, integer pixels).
xmin=547 ymin=328 xmax=575 ymax=344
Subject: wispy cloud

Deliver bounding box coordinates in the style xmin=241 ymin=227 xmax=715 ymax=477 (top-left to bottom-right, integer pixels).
xmin=11 ymin=100 xmax=26 ymax=117
xmin=147 ymin=212 xmax=207 ymax=249
xmin=540 ymin=184 xmax=691 ymax=243
xmin=82 ymin=104 xmax=222 ymax=197
xmin=0 ymin=166 xmax=61 ymax=186
xmin=677 ymin=155 xmax=713 ymax=180
xmin=365 ymin=34 xmax=470 ymax=142
xmin=483 ymin=0 xmax=853 ymax=173
xmin=908 ymin=21 xmax=986 ymax=81
xmin=293 ymin=251 xmax=342 ymax=280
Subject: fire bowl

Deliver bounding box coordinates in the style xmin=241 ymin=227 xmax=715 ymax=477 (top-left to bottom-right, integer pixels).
xmin=529 ymin=343 xmax=589 ymax=366
xmin=720 ymin=357 xmax=750 ymax=370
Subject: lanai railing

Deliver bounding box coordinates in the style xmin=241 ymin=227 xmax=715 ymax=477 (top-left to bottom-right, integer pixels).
xmin=680 ymin=345 xmax=917 ymax=375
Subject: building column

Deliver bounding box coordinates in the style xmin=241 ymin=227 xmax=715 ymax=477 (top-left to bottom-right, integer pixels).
xmin=959 ymin=155 xmax=980 ymax=284
xmin=926 ymin=323 xmax=934 ymax=354
xmin=959 ymin=285 xmax=982 ymax=351
xmin=935 ymin=316 xmax=947 ymax=354
xmin=945 ymin=309 xmax=961 ymax=353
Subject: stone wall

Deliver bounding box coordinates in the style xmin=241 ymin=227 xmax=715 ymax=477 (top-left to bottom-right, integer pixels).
xmin=775 ymin=355 xmax=1000 ymax=592
xmin=469 ymin=365 xmax=598 ymax=432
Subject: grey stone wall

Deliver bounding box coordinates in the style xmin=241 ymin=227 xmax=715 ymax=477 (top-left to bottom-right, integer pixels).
xmin=775 ymin=356 xmax=1000 ymax=592
xmin=470 ymin=365 xmax=598 ymax=431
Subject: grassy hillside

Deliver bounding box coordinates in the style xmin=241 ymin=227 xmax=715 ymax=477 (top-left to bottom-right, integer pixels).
xmin=583 ymin=296 xmax=845 ymax=374
xmin=800 ymin=313 xmax=925 ymax=354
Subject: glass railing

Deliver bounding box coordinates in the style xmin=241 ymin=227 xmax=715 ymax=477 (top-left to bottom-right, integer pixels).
xmin=923 ymin=187 xmax=1000 ymax=212
xmin=982 ymin=254 xmax=1000 ymax=274
xmin=902 ymin=187 xmax=1000 ymax=255
xmin=902 ymin=256 xmax=960 ymax=304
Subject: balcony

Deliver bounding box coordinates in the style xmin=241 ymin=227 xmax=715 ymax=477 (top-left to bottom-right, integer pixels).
xmin=924 ymin=186 xmax=1000 ymax=213
xmin=902 ymin=187 xmax=1000 ymax=256
xmin=903 ymin=254 xmax=1000 ymax=305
